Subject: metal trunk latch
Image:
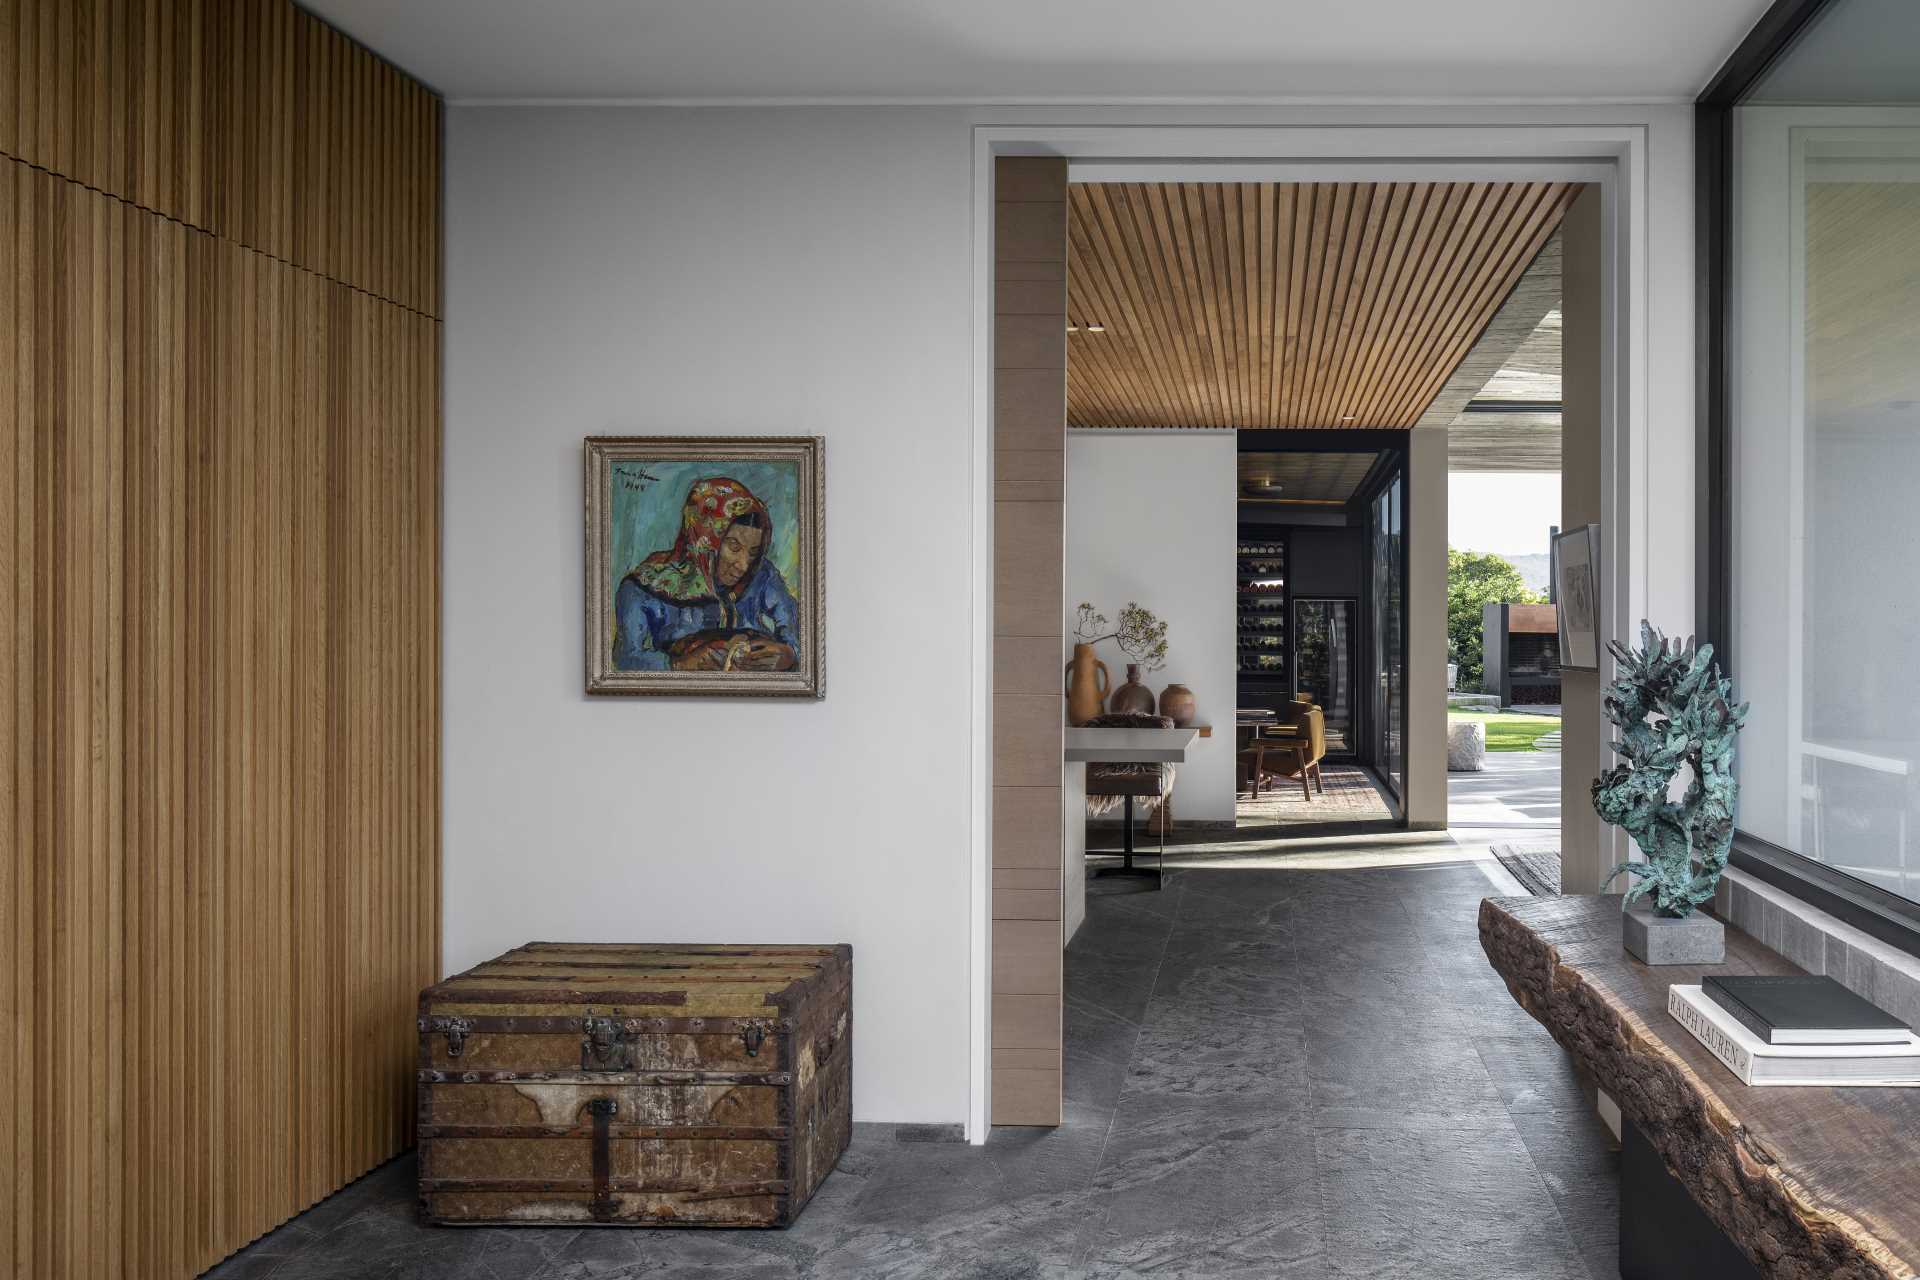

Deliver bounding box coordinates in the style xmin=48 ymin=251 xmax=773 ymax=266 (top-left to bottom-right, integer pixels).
xmin=427 ymin=1015 xmax=474 ymax=1058
xmin=741 ymin=1021 xmax=768 ymax=1058
xmin=580 ymin=1012 xmax=633 ymax=1072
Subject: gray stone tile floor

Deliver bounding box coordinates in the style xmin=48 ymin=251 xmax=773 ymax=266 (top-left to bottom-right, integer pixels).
xmin=206 ymin=854 xmax=1620 ymax=1279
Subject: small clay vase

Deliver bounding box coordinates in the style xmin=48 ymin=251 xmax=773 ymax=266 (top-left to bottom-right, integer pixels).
xmin=1109 ymin=664 xmax=1156 ymax=715
xmin=1157 ymin=682 xmax=1197 ymax=727
xmin=1063 ymin=643 xmax=1110 ymax=726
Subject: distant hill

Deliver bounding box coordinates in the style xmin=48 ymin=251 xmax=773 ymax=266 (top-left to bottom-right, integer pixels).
xmin=1504 ymin=553 xmax=1551 ymax=596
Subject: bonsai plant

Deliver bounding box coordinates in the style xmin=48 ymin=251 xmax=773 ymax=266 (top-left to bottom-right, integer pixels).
xmin=1593 ymin=621 xmax=1748 ymax=962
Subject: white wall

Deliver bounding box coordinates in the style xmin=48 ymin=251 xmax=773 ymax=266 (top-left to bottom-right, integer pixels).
xmin=444 ymin=102 xmax=1699 ymax=1128
xmin=443 ymin=106 xmax=976 ymax=1123
xmin=1065 ymin=430 xmax=1238 ymax=820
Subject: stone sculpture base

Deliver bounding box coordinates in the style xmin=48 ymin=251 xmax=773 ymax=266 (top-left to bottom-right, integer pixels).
xmin=1622 ymin=901 xmax=1725 ymax=965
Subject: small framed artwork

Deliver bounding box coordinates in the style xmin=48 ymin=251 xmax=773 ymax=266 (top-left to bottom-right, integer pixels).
xmin=1553 ymin=523 xmax=1601 ymax=671
xmin=585 ymin=436 xmax=824 ymax=697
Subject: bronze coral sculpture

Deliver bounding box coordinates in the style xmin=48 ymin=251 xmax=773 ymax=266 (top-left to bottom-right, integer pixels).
xmin=1593 ymin=621 xmax=1749 ymax=918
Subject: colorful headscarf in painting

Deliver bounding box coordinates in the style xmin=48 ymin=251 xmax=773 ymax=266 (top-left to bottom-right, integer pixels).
xmin=631 ymin=477 xmax=773 ymax=604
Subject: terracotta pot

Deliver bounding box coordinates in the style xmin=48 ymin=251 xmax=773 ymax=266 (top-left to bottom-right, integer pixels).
xmin=1157 ymin=682 xmax=1197 ymax=727
xmin=1063 ymin=643 xmax=1110 ymax=726
xmin=1109 ymin=664 xmax=1156 ymax=715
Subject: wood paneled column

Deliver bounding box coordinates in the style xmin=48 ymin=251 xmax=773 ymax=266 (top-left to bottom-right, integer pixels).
xmin=990 ymin=156 xmax=1068 ymax=1127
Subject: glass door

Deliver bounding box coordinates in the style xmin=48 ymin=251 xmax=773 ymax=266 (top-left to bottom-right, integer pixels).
xmin=1369 ymin=471 xmax=1406 ymax=801
xmin=1293 ymin=598 xmax=1356 ymax=757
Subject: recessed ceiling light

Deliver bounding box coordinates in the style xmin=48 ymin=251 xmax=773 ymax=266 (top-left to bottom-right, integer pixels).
xmin=1340 ymin=414 xmax=1356 ymax=422
xmin=1086 ymin=322 xmax=1107 ymax=333
xmin=1066 ymin=323 xmax=1079 ymax=332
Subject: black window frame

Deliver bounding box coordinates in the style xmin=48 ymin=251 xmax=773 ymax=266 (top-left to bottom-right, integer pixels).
xmin=1698 ymin=0 xmax=1920 ymax=960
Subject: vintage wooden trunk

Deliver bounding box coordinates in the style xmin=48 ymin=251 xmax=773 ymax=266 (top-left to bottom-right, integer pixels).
xmin=416 ymin=943 xmax=851 ymax=1228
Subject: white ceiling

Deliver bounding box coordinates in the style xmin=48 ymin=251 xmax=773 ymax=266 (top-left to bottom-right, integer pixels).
xmin=306 ymin=0 xmax=1775 ymax=103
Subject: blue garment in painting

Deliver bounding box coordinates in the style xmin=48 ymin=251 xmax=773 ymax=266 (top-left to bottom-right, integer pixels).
xmin=612 ymin=564 xmax=802 ymax=671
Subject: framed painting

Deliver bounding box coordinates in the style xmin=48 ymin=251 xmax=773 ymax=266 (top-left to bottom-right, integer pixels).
xmin=1553 ymin=522 xmax=1600 ymax=671
xmin=585 ymin=436 xmax=824 ymax=697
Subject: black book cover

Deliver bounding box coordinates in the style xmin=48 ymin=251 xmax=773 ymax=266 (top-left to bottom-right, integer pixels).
xmin=1702 ymin=975 xmax=1910 ymax=1045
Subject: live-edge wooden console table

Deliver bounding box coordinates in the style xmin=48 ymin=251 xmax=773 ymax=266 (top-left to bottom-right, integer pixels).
xmin=1480 ymin=894 xmax=1920 ymax=1280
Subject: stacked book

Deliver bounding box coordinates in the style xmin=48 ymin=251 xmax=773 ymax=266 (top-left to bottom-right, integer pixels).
xmin=1668 ymin=975 xmax=1920 ymax=1086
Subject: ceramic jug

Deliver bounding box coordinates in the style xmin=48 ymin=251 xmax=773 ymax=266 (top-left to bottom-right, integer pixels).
xmin=1110 ymin=664 xmax=1157 ymax=715
xmin=1064 ymin=644 xmax=1110 ymax=725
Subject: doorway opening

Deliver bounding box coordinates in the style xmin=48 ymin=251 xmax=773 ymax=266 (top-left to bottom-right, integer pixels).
xmin=1233 ymin=441 xmax=1406 ymax=835
xmin=1437 ymin=232 xmax=1569 ymax=888
xmin=977 ymin=126 xmax=1644 ymax=1140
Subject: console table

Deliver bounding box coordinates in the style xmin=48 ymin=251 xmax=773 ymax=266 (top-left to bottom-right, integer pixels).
xmin=1480 ymin=895 xmax=1920 ymax=1280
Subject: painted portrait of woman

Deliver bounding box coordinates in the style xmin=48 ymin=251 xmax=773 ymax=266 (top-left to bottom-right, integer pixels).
xmin=586 ymin=437 xmax=824 ymax=697
xmin=612 ymin=476 xmax=801 ymax=672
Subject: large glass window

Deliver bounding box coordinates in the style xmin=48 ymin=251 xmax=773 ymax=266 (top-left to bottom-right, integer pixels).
xmin=1728 ymin=0 xmax=1920 ymax=905
xmin=1370 ymin=473 xmax=1405 ymax=800
xmin=1294 ymin=598 xmax=1355 ymax=756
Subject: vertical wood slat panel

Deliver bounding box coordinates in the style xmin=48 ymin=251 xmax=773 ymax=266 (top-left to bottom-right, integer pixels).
xmin=0 ymin=0 xmax=440 ymax=1263
xmin=0 ymin=0 xmax=440 ymax=317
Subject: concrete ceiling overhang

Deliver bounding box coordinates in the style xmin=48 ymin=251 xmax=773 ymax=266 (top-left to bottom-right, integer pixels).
xmin=1424 ymin=232 xmax=1563 ymax=473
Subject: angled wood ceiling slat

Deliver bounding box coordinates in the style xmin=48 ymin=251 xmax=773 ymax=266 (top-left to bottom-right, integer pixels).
xmin=1090 ymin=186 xmax=1178 ymax=426
xmin=1395 ymin=183 xmax=1570 ymax=427
xmin=1255 ymin=185 xmax=1276 ymax=427
xmin=1067 ymin=181 xmax=1574 ymax=429
xmin=1371 ymin=181 xmax=1514 ymax=425
xmin=1334 ymin=182 xmax=1412 ymax=425
xmin=1402 ymin=182 xmax=1562 ymax=420
xmin=1382 ymin=183 xmax=1515 ymax=421
xmin=1345 ymin=182 xmax=1439 ymax=428
xmin=1310 ymin=182 xmax=1372 ymax=426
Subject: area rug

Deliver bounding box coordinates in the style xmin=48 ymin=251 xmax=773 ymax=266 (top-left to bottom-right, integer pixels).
xmin=1494 ymin=841 xmax=1562 ymax=896
xmin=1237 ymin=763 xmax=1394 ymax=826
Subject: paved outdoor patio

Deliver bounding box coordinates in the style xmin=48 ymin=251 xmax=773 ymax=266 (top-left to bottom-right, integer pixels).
xmin=1448 ymin=747 xmax=1561 ymax=836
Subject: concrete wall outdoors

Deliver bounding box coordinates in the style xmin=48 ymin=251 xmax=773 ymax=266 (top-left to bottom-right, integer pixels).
xmin=1065 ymin=430 xmax=1238 ymax=821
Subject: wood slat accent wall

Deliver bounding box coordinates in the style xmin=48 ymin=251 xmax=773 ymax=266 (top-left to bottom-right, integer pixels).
xmin=1 ymin=4 xmax=440 ymax=1275
xmin=0 ymin=0 xmax=441 ymax=317
xmin=1067 ymin=182 xmax=1576 ymax=430
xmin=991 ymin=156 xmax=1067 ymax=1128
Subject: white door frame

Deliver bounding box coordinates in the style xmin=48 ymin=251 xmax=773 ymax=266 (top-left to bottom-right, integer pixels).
xmin=968 ymin=116 xmax=1676 ymax=1142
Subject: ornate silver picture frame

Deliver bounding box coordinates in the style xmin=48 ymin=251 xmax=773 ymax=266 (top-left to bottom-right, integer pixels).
xmin=585 ymin=436 xmax=824 ymax=697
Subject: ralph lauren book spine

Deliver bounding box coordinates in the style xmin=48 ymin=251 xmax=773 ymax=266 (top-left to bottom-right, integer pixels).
xmin=1670 ymin=985 xmax=1755 ymax=1084
xmin=1701 ymin=980 xmax=1777 ymax=1044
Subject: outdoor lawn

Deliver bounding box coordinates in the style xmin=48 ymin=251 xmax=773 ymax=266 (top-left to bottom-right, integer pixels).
xmin=1447 ymin=711 xmax=1561 ymax=752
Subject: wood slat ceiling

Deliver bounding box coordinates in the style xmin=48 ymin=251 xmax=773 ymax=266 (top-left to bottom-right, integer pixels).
xmin=1238 ymin=451 xmax=1381 ymax=504
xmin=1066 ymin=181 xmax=1578 ymax=430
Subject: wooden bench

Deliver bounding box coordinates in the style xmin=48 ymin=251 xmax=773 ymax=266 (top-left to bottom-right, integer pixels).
xmin=1480 ymin=894 xmax=1920 ymax=1280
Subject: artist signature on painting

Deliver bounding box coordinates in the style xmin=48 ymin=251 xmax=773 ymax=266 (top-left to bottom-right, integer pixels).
xmin=616 ymin=466 xmax=663 ymax=494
